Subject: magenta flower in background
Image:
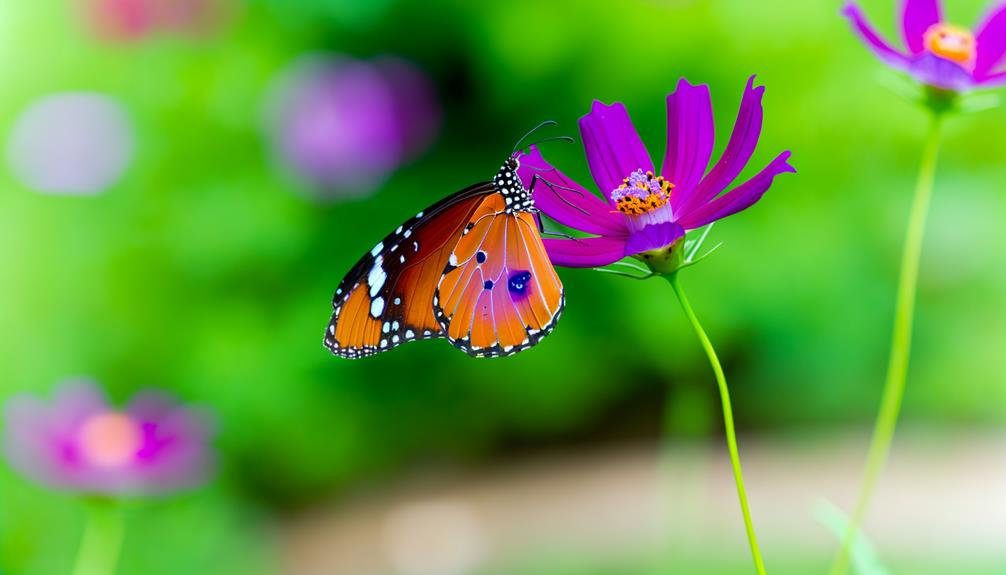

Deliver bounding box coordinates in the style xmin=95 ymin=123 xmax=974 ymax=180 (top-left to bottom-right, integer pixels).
xmin=264 ymin=54 xmax=441 ymax=201
xmin=518 ymin=76 xmax=794 ymax=270
xmin=843 ymin=0 xmax=1006 ymax=90
xmin=2 ymin=379 xmax=214 ymax=495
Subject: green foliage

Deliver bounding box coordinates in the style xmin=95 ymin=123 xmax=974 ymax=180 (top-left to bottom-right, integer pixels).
xmin=1 ymin=0 xmax=1004 ymax=573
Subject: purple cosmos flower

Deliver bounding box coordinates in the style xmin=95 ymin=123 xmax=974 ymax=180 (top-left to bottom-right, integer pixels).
xmin=2 ymin=379 xmax=214 ymax=495
xmin=517 ymin=77 xmax=794 ymax=270
xmin=843 ymin=0 xmax=1006 ymax=90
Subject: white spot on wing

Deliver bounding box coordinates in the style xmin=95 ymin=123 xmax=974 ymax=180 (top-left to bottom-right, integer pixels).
xmin=370 ymin=242 xmax=383 ymax=257
xmin=370 ymin=297 xmax=385 ymax=317
xmin=368 ymin=256 xmax=386 ymax=297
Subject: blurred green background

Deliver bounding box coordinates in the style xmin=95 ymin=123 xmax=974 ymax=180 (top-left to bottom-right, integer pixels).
xmin=2 ymin=0 xmax=1005 ymax=573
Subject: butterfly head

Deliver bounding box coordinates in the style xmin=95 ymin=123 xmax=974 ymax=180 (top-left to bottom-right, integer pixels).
xmin=494 ymin=155 xmax=534 ymax=213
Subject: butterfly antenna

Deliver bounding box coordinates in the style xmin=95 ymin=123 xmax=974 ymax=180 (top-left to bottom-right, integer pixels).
xmin=512 ymin=120 xmax=557 ymax=154
xmin=524 ymin=134 xmax=575 ymax=151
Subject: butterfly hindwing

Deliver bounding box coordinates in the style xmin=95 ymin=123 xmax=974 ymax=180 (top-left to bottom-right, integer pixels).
xmin=434 ymin=194 xmax=565 ymax=358
xmin=324 ymin=185 xmax=493 ymax=358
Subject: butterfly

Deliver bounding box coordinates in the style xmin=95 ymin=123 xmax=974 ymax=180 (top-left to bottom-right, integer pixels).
xmin=323 ymin=127 xmax=568 ymax=359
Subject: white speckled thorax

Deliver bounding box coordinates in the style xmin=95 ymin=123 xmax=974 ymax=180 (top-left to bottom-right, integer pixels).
xmin=494 ymin=156 xmax=534 ymax=213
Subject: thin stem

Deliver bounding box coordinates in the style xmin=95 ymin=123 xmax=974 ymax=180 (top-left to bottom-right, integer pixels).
xmin=828 ymin=113 xmax=944 ymax=575
xmin=71 ymin=499 xmax=125 ymax=575
xmin=666 ymin=273 xmax=768 ymax=575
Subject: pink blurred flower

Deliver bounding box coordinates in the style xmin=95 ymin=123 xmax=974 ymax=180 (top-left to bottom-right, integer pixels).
xmin=83 ymin=0 xmax=226 ymax=41
xmin=2 ymin=379 xmax=214 ymax=496
xmin=264 ymin=54 xmax=441 ymax=201
xmin=373 ymin=56 xmax=442 ymax=163
xmin=843 ymin=0 xmax=1006 ymax=90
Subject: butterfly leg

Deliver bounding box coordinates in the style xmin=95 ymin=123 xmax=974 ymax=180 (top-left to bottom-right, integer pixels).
xmin=533 ymin=213 xmax=579 ymax=241
xmin=526 ymin=175 xmax=587 ymax=244
xmin=526 ymin=174 xmax=589 ymax=216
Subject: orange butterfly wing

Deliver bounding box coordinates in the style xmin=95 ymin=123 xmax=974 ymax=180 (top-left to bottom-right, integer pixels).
xmin=434 ymin=194 xmax=565 ymax=357
xmin=324 ymin=186 xmax=492 ymax=358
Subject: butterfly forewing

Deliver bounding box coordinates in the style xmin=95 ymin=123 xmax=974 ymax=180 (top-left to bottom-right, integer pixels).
xmin=434 ymin=195 xmax=564 ymax=358
xmin=324 ymin=184 xmax=493 ymax=358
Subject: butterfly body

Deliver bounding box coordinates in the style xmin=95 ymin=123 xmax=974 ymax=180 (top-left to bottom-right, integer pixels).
xmin=324 ymin=155 xmax=564 ymax=359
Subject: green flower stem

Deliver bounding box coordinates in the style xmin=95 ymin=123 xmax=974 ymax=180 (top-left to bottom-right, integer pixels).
xmin=71 ymin=499 xmax=125 ymax=575
xmin=666 ymin=272 xmax=767 ymax=575
xmin=828 ymin=113 xmax=945 ymax=575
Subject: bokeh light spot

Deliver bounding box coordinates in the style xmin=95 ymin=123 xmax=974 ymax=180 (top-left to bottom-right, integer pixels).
xmin=5 ymin=92 xmax=134 ymax=196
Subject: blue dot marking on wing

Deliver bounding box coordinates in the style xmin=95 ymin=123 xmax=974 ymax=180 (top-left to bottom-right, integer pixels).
xmin=476 ymin=251 xmax=487 ymax=264
xmin=508 ymin=271 xmax=532 ymax=298
xmin=483 ymin=279 xmax=494 ymax=290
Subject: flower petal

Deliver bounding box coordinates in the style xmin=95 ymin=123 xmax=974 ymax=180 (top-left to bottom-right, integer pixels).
xmin=2 ymin=381 xmax=109 ymax=490
xmin=517 ymin=145 xmax=628 ymax=237
xmin=842 ymin=3 xmax=913 ymax=69
xmin=978 ymin=70 xmax=1006 ymax=86
xmin=134 ymin=406 xmax=215 ymax=492
xmin=974 ymin=2 xmax=1006 ymax=78
xmin=127 ymin=389 xmax=182 ymax=423
xmin=50 ymin=380 xmax=109 ymax=434
xmin=662 ymin=79 xmax=715 ymax=212
xmin=578 ymin=100 xmax=653 ymax=205
xmin=2 ymin=395 xmax=65 ymax=481
xmin=681 ymin=76 xmax=764 ymax=215
xmin=624 ymin=222 xmax=685 ymax=257
xmin=901 ymin=0 xmax=942 ymax=55
xmin=908 ymin=53 xmax=975 ymax=90
xmin=677 ymin=151 xmax=795 ymax=230
xmin=543 ymin=236 xmax=628 ymax=268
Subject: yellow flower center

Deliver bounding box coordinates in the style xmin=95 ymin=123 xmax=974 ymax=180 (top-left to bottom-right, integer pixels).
xmin=611 ymin=170 xmax=675 ymax=215
xmin=78 ymin=411 xmax=142 ymax=468
xmin=924 ymin=23 xmax=976 ymax=66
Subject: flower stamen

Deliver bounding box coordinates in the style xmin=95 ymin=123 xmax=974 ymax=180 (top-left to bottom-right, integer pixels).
xmin=78 ymin=411 xmax=142 ymax=469
xmin=924 ymin=23 xmax=976 ymax=67
xmin=611 ymin=170 xmax=675 ymax=215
